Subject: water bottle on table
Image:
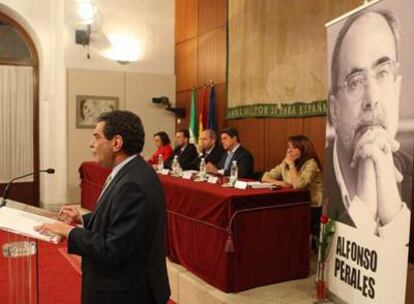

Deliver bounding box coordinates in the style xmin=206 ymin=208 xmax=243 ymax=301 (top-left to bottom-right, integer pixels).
xmin=229 ymin=160 xmax=238 ymax=185
xmin=157 ymin=154 xmax=164 ymax=172
xmin=171 ymin=155 xmax=178 ymax=175
xmin=199 ymin=157 xmax=206 ymax=180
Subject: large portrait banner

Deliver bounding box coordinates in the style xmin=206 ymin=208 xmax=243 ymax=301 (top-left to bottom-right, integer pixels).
xmin=324 ymin=0 xmax=413 ymax=303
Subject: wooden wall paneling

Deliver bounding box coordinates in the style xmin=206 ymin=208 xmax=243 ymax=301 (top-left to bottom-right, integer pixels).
xmin=176 ymin=38 xmax=198 ymax=91
xmin=328 ymin=0 xmax=363 ymax=21
xmin=228 ymin=119 xmax=265 ymax=173
xmin=303 ymin=116 xmax=327 ymax=169
xmin=175 ymin=0 xmax=198 ymax=43
xmin=198 ymin=0 xmax=227 ymax=35
xmin=264 ymin=118 xmax=304 ymax=172
xmin=175 ymin=89 xmax=193 ymax=131
xmin=198 ymin=27 xmax=227 ymax=87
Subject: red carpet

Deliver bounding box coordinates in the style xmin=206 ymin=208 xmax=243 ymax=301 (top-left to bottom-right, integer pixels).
xmin=0 ymin=231 xmax=175 ymax=304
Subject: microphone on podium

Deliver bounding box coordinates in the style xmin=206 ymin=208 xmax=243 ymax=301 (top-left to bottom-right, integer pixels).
xmin=0 ymin=168 xmax=55 ymax=207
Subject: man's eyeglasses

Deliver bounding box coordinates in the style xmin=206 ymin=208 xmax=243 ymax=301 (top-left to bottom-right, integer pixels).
xmin=339 ymin=60 xmax=399 ymax=101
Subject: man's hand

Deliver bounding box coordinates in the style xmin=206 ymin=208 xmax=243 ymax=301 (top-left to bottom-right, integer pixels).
xmin=351 ymin=127 xmax=403 ymax=225
xmin=356 ymin=158 xmax=377 ymax=218
xmin=58 ymin=206 xmax=82 ymax=225
xmin=34 ymin=222 xmax=73 ymax=238
xmin=206 ymin=163 xmax=219 ymax=174
xmin=351 ymin=128 xmax=399 ymax=168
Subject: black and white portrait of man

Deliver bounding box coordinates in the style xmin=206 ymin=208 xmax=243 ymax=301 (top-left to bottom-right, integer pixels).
xmin=76 ymin=96 xmax=119 ymax=128
xmin=326 ymin=9 xmax=412 ymax=244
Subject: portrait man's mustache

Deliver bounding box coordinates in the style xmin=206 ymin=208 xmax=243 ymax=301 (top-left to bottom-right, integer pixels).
xmin=353 ymin=110 xmax=388 ymax=146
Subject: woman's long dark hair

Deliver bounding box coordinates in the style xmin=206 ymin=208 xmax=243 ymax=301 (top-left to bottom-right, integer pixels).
xmin=288 ymin=135 xmax=322 ymax=170
xmin=154 ymin=131 xmax=171 ymax=146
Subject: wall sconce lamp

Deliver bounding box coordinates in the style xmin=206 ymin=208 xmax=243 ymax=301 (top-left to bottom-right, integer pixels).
xmin=75 ymin=25 xmax=91 ymax=46
xmin=73 ymin=0 xmax=98 ymax=59
xmin=75 ymin=25 xmax=92 ymax=59
xmin=152 ymin=97 xmax=186 ymax=118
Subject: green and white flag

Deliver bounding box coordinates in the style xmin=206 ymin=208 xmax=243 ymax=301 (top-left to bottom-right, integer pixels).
xmin=189 ymin=88 xmax=198 ymax=144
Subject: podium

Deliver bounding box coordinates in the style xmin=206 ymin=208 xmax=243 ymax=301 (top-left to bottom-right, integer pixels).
xmin=2 ymin=232 xmax=38 ymax=304
xmin=0 ymin=200 xmax=62 ymax=304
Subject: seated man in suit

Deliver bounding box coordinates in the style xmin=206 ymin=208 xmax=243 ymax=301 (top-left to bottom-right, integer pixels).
xmin=206 ymin=127 xmax=254 ymax=178
xmin=164 ymin=129 xmax=198 ymax=170
xmin=188 ymin=129 xmax=224 ymax=170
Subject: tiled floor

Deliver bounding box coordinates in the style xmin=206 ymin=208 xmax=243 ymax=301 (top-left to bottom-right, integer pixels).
xmin=167 ymin=252 xmax=319 ymax=304
xmin=59 ymin=204 xmax=414 ymax=303
xmin=168 ymin=254 xmax=414 ymax=304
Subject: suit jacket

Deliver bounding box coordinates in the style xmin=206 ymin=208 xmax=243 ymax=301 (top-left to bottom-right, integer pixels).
xmin=325 ymin=141 xmax=413 ymax=226
xmin=68 ymin=157 xmax=170 ymax=304
xmin=164 ymin=143 xmax=198 ymax=170
xmin=217 ymin=145 xmax=254 ymax=178
xmin=187 ymin=144 xmax=225 ymax=170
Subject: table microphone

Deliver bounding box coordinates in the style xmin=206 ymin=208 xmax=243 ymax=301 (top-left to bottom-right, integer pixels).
xmin=0 ymin=168 xmax=55 ymax=207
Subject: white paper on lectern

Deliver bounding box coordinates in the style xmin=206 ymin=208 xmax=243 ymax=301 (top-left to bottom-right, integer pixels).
xmin=0 ymin=206 xmax=62 ymax=244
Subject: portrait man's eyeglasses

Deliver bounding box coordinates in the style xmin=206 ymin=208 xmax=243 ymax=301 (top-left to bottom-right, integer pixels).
xmin=338 ymin=60 xmax=399 ymax=101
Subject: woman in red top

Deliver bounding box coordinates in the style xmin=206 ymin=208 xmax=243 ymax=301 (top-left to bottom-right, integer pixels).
xmin=147 ymin=131 xmax=173 ymax=165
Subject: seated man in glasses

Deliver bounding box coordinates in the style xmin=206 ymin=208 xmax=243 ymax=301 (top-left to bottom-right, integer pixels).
xmin=326 ymin=10 xmax=412 ymax=243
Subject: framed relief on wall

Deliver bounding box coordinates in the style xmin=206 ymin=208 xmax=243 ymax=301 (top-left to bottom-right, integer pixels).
xmin=76 ymin=95 xmax=119 ymax=128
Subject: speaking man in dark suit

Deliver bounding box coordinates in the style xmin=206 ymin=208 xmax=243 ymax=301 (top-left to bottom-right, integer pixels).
xmin=164 ymin=129 xmax=198 ymax=170
xmin=206 ymin=127 xmax=254 ymax=178
xmin=188 ymin=129 xmax=224 ymax=170
xmin=36 ymin=110 xmax=171 ymax=304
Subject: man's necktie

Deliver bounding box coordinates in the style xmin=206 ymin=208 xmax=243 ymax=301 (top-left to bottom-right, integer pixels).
xmin=224 ymin=152 xmax=233 ymax=170
xmin=98 ymin=174 xmax=112 ymax=200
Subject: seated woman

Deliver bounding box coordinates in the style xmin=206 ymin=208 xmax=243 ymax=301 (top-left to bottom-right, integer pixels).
xmin=147 ymin=131 xmax=173 ymax=165
xmin=262 ymin=135 xmax=323 ymax=247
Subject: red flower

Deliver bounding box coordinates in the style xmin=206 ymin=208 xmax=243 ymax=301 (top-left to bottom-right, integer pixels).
xmin=320 ymin=215 xmax=329 ymax=224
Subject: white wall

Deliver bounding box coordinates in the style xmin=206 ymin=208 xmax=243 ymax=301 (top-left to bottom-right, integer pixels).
xmin=125 ymin=72 xmax=176 ymax=157
xmin=0 ymin=0 xmax=175 ymax=208
xmin=67 ymin=69 xmax=176 ymax=204
xmin=0 ymin=0 xmax=67 ymax=208
xmin=64 ymin=0 xmax=175 ymax=75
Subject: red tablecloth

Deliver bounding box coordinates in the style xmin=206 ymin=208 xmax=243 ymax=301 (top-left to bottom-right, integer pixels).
xmin=79 ymin=162 xmax=311 ymax=292
xmin=161 ymin=175 xmax=311 ymax=292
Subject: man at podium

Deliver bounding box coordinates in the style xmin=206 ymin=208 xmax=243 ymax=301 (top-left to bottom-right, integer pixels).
xmin=36 ymin=110 xmax=170 ymax=304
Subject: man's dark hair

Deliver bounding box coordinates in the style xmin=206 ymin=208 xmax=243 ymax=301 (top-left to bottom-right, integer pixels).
xmin=177 ymin=129 xmax=190 ymax=139
xmin=154 ymin=131 xmax=171 ymax=145
xmin=97 ymin=110 xmax=145 ymax=155
xmin=330 ymin=10 xmax=400 ymax=95
xmin=220 ymin=127 xmax=239 ymax=142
